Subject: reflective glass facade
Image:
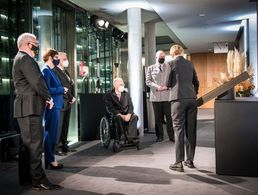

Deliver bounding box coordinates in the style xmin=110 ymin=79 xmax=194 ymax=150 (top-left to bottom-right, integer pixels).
xmin=0 ymin=0 xmax=124 ymax=143
xmin=0 ymin=0 xmax=30 ymax=135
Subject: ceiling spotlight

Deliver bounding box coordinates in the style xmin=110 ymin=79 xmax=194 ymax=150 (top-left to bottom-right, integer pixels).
xmin=90 ymin=15 xmax=109 ymax=30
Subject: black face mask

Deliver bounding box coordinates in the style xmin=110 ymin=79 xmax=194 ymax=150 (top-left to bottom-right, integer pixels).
xmin=158 ymin=58 xmax=165 ymax=64
xmin=30 ymin=44 xmax=39 ymax=55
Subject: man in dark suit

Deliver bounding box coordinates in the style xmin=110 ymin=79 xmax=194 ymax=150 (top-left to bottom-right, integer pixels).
xmin=53 ymin=52 xmax=76 ymax=155
xmin=12 ymin=33 xmax=62 ymax=190
xmin=167 ymin=44 xmax=199 ymax=172
xmin=105 ymin=78 xmax=138 ymax=143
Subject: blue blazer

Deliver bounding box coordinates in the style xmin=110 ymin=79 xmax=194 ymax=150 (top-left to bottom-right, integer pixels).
xmin=41 ymin=65 xmax=64 ymax=109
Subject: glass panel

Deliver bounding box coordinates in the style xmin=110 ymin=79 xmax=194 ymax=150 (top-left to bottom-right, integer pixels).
xmin=0 ymin=0 xmax=30 ymax=134
xmin=76 ymin=11 xmax=90 ymax=94
xmin=76 ymin=13 xmax=113 ymax=94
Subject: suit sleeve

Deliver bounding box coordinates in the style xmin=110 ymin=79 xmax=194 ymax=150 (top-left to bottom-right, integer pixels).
xmin=66 ymin=71 xmax=75 ymax=101
xmin=42 ymin=68 xmax=64 ymax=95
xmin=145 ymin=66 xmax=159 ymax=89
xmin=167 ymin=69 xmax=172 ymax=88
xmin=21 ymin=56 xmax=51 ymax=101
xmin=192 ymin=68 xmax=199 ymax=94
xmin=104 ymin=92 xmax=119 ymax=115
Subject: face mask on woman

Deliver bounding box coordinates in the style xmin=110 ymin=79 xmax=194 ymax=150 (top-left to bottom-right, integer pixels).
xmin=52 ymin=59 xmax=60 ymax=66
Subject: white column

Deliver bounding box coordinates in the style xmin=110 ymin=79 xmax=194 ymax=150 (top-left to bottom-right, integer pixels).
xmin=127 ymin=7 xmax=143 ymax=136
xmin=144 ymin=22 xmax=156 ymax=67
xmin=249 ymin=14 xmax=258 ymax=95
xmin=144 ymin=22 xmax=156 ymax=131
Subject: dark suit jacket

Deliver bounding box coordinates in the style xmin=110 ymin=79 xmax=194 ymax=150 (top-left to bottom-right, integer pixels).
xmin=105 ymin=89 xmax=134 ymax=115
xmin=52 ymin=66 xmax=75 ymax=106
xmin=41 ymin=65 xmax=64 ymax=110
xmin=167 ymin=56 xmax=199 ymax=101
xmin=12 ymin=51 xmax=52 ymax=118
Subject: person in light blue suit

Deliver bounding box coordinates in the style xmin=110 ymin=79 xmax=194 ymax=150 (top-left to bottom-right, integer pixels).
xmin=42 ymin=48 xmax=68 ymax=169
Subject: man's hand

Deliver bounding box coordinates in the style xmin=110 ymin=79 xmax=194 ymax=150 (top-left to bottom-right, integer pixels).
xmin=124 ymin=114 xmax=131 ymax=122
xmin=64 ymin=87 xmax=68 ymax=94
xmin=70 ymin=97 xmax=76 ymax=104
xmin=157 ymin=85 xmax=168 ymax=91
xmin=46 ymin=98 xmax=54 ymax=109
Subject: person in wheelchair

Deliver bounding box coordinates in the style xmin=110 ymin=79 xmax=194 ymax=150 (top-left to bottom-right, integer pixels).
xmin=104 ymin=78 xmax=139 ymax=144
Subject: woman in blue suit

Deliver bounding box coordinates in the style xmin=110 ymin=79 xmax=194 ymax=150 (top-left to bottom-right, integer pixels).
xmin=42 ymin=48 xmax=68 ymax=169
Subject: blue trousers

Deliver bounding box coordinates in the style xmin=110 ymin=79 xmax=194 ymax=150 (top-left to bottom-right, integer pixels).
xmin=44 ymin=107 xmax=60 ymax=164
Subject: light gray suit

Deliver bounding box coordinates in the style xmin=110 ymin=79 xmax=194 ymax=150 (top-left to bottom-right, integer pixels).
xmin=167 ymin=56 xmax=199 ymax=163
xmin=146 ymin=63 xmax=170 ymax=102
xmin=146 ymin=63 xmax=174 ymax=141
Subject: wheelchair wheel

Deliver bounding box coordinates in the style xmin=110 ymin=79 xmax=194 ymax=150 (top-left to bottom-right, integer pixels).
xmin=99 ymin=116 xmax=111 ymax=148
xmin=113 ymin=141 xmax=121 ymax=152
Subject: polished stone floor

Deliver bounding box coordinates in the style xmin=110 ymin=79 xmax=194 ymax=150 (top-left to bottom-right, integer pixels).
xmin=0 ymin=109 xmax=257 ymax=195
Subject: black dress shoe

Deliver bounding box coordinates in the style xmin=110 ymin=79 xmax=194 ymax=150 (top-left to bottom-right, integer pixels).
xmin=184 ymin=160 xmax=195 ymax=168
xmin=45 ymin=163 xmax=64 ymax=169
xmin=32 ymin=183 xmax=63 ymax=191
xmin=169 ymin=138 xmax=175 ymax=142
xmin=62 ymin=146 xmax=77 ymax=153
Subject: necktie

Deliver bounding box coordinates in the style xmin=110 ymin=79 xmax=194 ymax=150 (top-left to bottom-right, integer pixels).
xmin=159 ymin=64 xmax=162 ymax=72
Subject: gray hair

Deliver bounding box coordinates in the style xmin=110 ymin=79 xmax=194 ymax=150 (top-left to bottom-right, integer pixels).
xmin=17 ymin=33 xmax=36 ymax=49
xmin=58 ymin=52 xmax=67 ymax=57
xmin=113 ymin=77 xmax=124 ymax=86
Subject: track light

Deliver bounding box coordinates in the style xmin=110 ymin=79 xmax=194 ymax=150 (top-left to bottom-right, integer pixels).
xmin=90 ymin=15 xmax=109 ymax=30
xmin=112 ymin=27 xmax=128 ymax=42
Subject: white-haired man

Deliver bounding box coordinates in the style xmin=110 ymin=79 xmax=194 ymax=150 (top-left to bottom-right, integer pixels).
xmin=146 ymin=50 xmax=174 ymax=142
xmin=105 ymin=78 xmax=138 ymax=143
xmin=12 ymin=33 xmax=62 ymax=190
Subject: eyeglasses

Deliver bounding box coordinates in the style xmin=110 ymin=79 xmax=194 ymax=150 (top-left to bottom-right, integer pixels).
xmin=28 ymin=41 xmax=39 ymax=46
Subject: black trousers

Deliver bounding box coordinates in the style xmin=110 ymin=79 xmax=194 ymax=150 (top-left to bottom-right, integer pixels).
xmin=115 ymin=114 xmax=138 ymax=141
xmin=171 ymin=99 xmax=197 ymax=163
xmin=152 ymin=101 xmax=174 ymax=140
xmin=17 ymin=116 xmax=48 ymax=185
xmin=57 ymin=105 xmax=71 ymax=151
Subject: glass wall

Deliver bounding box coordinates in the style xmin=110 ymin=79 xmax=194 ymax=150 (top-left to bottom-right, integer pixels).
xmin=0 ymin=0 xmax=124 ymax=142
xmin=0 ymin=0 xmax=30 ymax=95
xmin=0 ymin=0 xmax=30 ymax=135
xmin=76 ymin=12 xmax=113 ymax=94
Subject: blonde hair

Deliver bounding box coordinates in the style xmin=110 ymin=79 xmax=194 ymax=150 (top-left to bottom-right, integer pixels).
xmin=170 ymin=44 xmax=184 ymax=57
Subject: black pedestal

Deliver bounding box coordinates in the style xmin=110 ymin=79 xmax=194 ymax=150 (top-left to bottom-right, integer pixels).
xmin=79 ymin=94 xmax=106 ymax=141
xmin=215 ymin=97 xmax=258 ymax=177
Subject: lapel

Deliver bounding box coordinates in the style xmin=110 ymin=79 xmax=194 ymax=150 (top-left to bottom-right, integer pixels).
xmin=111 ymin=90 xmax=124 ymax=109
xmin=47 ymin=66 xmax=61 ymax=86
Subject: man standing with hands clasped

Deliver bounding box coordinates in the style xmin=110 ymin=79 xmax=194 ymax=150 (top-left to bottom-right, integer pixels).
xmin=12 ymin=33 xmax=62 ymax=190
xmin=146 ymin=50 xmax=174 ymax=142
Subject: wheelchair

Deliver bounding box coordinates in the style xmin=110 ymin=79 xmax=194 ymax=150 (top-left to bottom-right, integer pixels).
xmin=99 ymin=113 xmax=140 ymax=152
